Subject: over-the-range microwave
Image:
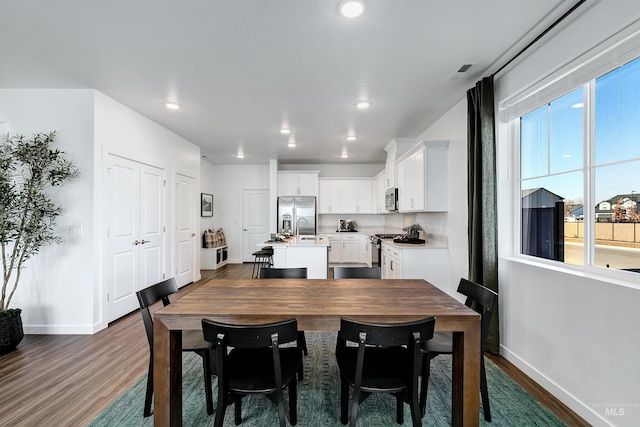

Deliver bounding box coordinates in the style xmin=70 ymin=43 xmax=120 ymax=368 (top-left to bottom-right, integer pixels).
xmin=385 ymin=187 xmax=398 ymax=211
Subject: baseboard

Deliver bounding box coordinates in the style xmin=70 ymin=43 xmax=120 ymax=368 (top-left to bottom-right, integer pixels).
xmin=24 ymin=323 xmax=100 ymax=335
xmin=500 ymin=345 xmax=612 ymax=426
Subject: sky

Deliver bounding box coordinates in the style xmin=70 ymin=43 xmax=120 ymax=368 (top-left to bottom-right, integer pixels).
xmin=520 ymin=55 xmax=640 ymax=206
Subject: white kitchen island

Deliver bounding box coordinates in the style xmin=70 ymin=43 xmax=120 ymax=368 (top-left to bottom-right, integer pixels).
xmin=259 ymin=236 xmax=330 ymax=279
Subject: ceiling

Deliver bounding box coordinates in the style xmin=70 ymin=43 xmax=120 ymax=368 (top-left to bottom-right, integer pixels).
xmin=0 ymin=0 xmax=574 ymax=164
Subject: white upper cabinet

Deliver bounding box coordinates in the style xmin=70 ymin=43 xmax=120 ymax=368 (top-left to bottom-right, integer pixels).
xmin=278 ymin=171 xmax=318 ymax=196
xmin=397 ymin=140 xmax=449 ymax=212
xmin=319 ymin=180 xmax=342 ymax=213
xmin=383 ymin=138 xmax=415 ymax=190
xmin=319 ymin=178 xmax=374 ymax=214
xmin=375 ymin=171 xmax=386 ymax=213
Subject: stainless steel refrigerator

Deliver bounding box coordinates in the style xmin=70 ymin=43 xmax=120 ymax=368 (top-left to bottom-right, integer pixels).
xmin=277 ymin=196 xmax=317 ymax=235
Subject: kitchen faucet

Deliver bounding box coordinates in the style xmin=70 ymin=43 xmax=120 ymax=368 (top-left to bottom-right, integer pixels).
xmin=296 ymin=217 xmax=310 ymax=236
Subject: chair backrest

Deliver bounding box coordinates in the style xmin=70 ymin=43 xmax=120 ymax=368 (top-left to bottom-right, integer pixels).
xmin=333 ymin=267 xmax=381 ymax=279
xmin=260 ymin=267 xmax=308 ymax=279
xmin=457 ymin=278 xmax=498 ymax=350
xmin=337 ymin=317 xmax=435 ymax=348
xmin=136 ymin=278 xmax=179 ymax=348
xmin=337 ymin=317 xmax=436 ymax=386
xmin=201 ymin=318 xmax=299 ymax=349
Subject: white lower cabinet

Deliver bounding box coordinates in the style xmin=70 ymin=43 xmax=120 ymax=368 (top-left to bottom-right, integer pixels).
xmin=321 ymin=233 xmax=372 ymax=267
xmin=380 ymin=242 xmax=448 ymax=291
xmin=341 ymin=235 xmax=359 ymax=263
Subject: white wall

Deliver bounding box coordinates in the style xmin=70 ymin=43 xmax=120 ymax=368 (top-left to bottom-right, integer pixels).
xmin=0 ymin=89 xmax=202 ymax=333
xmin=492 ymin=4 xmax=640 ymax=426
xmin=202 ymin=162 xmax=270 ymax=263
xmin=0 ymin=89 xmax=96 ymax=333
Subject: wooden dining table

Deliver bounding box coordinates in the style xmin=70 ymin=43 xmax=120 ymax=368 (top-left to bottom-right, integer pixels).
xmin=152 ymin=278 xmax=481 ymax=426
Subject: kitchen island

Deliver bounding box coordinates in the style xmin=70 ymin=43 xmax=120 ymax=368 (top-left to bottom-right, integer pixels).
xmin=259 ymin=236 xmax=329 ymax=278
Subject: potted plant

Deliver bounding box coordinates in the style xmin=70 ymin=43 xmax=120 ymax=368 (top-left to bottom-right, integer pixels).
xmin=403 ymin=223 xmax=425 ymax=240
xmin=0 ymin=131 xmax=78 ymax=354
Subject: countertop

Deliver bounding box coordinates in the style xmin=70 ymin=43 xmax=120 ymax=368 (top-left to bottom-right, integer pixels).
xmin=259 ymin=236 xmax=330 ymax=247
xmin=380 ymin=238 xmax=448 ymax=250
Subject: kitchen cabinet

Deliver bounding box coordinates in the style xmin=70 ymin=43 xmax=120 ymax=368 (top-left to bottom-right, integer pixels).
xmin=383 ymin=138 xmax=415 ymax=189
xmin=375 ymin=171 xmax=386 ymax=213
xmin=318 ymin=178 xmax=374 ymax=214
xmin=321 ymin=233 xmax=371 ymax=267
xmin=278 ymin=171 xmax=318 ymax=196
xmin=324 ymin=234 xmax=342 ymax=263
xmin=380 ymin=241 xmax=448 ymax=291
xmin=397 ymin=140 xmax=449 ymax=212
xmin=358 ymin=235 xmax=372 ymax=266
xmin=318 ymin=180 xmax=342 ymax=213
xmin=340 ymin=234 xmax=359 ymax=263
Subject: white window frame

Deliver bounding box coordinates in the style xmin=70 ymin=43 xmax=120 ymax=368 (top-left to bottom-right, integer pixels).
xmin=501 ymin=22 xmax=640 ymax=289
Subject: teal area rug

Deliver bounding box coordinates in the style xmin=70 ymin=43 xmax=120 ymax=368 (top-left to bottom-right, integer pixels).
xmin=88 ymin=332 xmax=565 ymax=426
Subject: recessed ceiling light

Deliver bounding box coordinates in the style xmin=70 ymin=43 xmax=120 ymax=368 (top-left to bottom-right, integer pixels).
xmin=346 ymin=135 xmax=356 ymax=141
xmin=237 ymin=152 xmax=244 ymax=159
xmin=288 ymin=138 xmax=296 ymax=147
xmin=164 ymin=102 xmax=180 ymax=110
xmin=341 ymin=152 xmax=349 ymax=158
xmin=280 ymin=128 xmax=291 ymax=135
xmin=356 ymin=101 xmax=370 ymax=109
xmin=340 ymin=0 xmax=365 ymax=18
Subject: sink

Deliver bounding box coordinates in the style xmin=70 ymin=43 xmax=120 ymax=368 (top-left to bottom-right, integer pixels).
xmin=300 ymin=236 xmax=321 ymax=240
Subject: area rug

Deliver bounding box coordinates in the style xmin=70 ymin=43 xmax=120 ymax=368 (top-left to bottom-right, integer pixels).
xmin=88 ymin=332 xmax=566 ymax=426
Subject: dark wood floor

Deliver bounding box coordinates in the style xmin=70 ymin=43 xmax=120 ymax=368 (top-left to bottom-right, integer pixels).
xmin=0 ymin=263 xmax=588 ymax=426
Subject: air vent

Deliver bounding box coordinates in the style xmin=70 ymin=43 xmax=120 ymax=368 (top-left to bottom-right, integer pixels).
xmin=448 ymin=63 xmax=475 ymax=81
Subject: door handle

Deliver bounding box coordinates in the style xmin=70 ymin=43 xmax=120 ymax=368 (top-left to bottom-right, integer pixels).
xmin=140 ymin=240 xmax=151 ymax=244
xmin=191 ymin=233 xmax=196 ymax=237
xmin=133 ymin=240 xmax=140 ymax=245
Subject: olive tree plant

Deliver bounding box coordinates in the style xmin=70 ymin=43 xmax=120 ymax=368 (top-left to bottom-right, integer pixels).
xmin=0 ymin=131 xmax=78 ymax=313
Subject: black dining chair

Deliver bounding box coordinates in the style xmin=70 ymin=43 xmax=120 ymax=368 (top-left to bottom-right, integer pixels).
xmin=201 ymin=318 xmax=304 ymax=427
xmin=136 ymin=278 xmax=214 ymax=417
xmin=259 ymin=267 xmax=308 ymax=279
xmin=333 ymin=266 xmax=381 ymax=279
xmin=259 ymin=267 xmax=309 ymax=356
xmin=336 ymin=317 xmax=436 ymax=427
xmin=419 ymin=278 xmax=498 ymax=421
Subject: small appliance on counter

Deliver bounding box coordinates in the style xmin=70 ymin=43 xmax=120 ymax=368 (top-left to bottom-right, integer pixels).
xmin=337 ymin=219 xmax=357 ymax=232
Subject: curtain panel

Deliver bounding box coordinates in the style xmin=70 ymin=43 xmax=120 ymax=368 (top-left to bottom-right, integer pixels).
xmin=467 ymin=76 xmax=500 ymax=353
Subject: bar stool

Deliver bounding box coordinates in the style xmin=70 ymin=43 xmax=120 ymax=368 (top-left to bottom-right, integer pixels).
xmin=251 ymin=246 xmax=273 ymax=278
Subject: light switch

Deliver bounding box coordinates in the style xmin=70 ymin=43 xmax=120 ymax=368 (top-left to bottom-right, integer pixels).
xmin=69 ymin=224 xmax=83 ymax=237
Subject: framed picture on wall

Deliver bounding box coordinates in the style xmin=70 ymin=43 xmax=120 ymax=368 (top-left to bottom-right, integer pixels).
xmin=201 ymin=193 xmax=213 ymax=217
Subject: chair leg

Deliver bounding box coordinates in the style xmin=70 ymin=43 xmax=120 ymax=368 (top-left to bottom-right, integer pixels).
xmin=289 ymin=379 xmax=298 ymax=425
xmin=202 ymin=351 xmax=214 ymax=415
xmin=143 ymin=357 xmax=153 ymax=417
xmin=419 ymin=354 xmax=432 ymax=417
xmin=340 ymin=378 xmax=349 ymax=425
xmin=234 ymin=396 xmax=242 ymax=425
xmin=214 ymin=391 xmax=227 ymax=427
xmin=480 ymin=355 xmax=491 ymax=421
xmin=395 ymin=394 xmax=404 ymax=424
xmin=409 ymin=388 xmax=423 ymax=427
xmin=298 ymin=331 xmax=308 ymax=356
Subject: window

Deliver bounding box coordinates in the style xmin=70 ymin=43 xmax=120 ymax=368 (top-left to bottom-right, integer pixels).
xmin=519 ymin=56 xmax=640 ymax=273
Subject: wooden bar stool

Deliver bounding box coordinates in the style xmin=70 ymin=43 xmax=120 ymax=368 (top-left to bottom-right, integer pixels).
xmin=251 ymin=246 xmax=274 ymax=278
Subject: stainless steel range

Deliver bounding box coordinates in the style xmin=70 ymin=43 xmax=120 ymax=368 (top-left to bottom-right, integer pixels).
xmin=370 ymin=233 xmax=403 ymax=266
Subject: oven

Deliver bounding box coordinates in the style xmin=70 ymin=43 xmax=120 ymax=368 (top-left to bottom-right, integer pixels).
xmin=385 ymin=188 xmax=398 ymax=211
xmin=370 ymin=233 xmax=402 ymax=266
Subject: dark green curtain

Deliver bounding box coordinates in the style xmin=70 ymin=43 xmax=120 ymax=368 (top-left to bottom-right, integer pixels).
xmin=467 ymin=76 xmax=499 ymax=354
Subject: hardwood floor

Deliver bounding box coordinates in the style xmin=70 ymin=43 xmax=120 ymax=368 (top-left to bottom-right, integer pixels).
xmin=0 ymin=263 xmax=588 ymax=426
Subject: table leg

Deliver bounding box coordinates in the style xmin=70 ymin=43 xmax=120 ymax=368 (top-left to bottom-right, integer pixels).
xmin=451 ymin=321 xmax=481 ymax=427
xmin=153 ymin=319 xmax=183 ymax=426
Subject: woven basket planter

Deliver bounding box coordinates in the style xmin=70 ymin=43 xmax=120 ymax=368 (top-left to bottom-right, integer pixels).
xmin=0 ymin=310 xmax=24 ymax=354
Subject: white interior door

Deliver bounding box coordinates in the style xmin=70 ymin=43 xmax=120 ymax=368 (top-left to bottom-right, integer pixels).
xmin=106 ymin=154 xmax=165 ymax=322
xmin=242 ymin=189 xmax=269 ymax=262
xmin=175 ymin=173 xmax=196 ymax=286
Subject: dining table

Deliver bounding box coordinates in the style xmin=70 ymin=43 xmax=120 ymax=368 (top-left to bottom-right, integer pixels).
xmin=152 ymin=278 xmax=481 ymax=426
